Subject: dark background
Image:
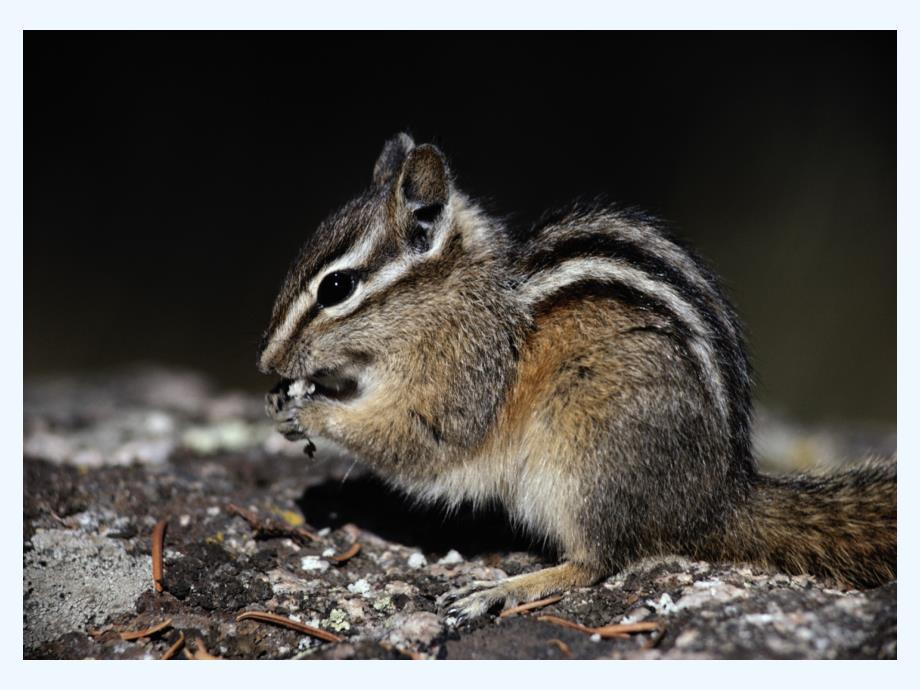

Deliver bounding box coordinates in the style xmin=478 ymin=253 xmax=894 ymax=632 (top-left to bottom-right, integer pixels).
xmin=24 ymin=32 xmax=895 ymax=424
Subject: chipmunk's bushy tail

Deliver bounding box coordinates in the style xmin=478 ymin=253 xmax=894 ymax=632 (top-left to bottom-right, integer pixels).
xmin=708 ymin=461 xmax=896 ymax=588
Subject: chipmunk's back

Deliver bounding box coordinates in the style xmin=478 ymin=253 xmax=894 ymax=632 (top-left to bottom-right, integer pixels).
xmin=510 ymin=206 xmax=754 ymax=459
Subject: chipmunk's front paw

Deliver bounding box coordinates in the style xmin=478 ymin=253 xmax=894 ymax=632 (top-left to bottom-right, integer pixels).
xmin=265 ymin=379 xmax=318 ymax=455
xmin=266 ymin=380 xmax=307 ymax=439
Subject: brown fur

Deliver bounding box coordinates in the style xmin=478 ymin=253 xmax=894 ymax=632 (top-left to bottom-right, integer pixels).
xmin=701 ymin=463 xmax=897 ymax=589
xmin=260 ymin=133 xmax=897 ymax=620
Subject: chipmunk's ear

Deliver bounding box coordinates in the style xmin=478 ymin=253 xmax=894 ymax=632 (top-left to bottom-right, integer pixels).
xmin=400 ymin=144 xmax=449 ymax=208
xmin=396 ymin=144 xmax=451 ymax=252
xmin=373 ymin=133 xmax=415 ymax=187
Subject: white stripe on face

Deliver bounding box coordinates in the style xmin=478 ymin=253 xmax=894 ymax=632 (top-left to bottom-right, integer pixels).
xmin=260 ymin=291 xmax=313 ymax=370
xmin=260 ymin=201 xmax=458 ymax=370
xmin=259 ymin=222 xmax=385 ymax=370
xmin=315 ymin=201 xmax=457 ymax=322
xmin=520 ymin=257 xmax=728 ymax=420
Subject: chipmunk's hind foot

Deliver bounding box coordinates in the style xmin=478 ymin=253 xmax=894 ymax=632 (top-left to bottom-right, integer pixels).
xmin=440 ymin=561 xmax=601 ymax=624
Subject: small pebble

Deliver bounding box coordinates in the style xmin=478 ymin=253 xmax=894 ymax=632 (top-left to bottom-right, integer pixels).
xmin=348 ymin=578 xmax=372 ymax=596
xmin=407 ymin=552 xmax=427 ymax=569
xmin=437 ymin=549 xmax=464 ymax=565
xmin=301 ymin=555 xmax=330 ymax=572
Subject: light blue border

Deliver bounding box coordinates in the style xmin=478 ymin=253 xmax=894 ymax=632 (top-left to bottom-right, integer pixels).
xmin=3 ymin=0 xmax=914 ymax=684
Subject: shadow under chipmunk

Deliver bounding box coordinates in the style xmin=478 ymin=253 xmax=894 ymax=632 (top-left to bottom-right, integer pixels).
xmin=296 ymin=474 xmax=550 ymax=560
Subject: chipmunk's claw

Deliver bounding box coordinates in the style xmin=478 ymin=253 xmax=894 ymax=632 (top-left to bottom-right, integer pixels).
xmin=274 ymin=404 xmax=307 ymax=440
xmin=439 ymin=580 xmax=511 ymax=623
xmin=444 ymin=607 xmax=469 ymax=626
xmin=436 ymin=580 xmax=496 ymax=607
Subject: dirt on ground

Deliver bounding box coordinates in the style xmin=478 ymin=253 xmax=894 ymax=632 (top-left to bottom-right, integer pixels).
xmin=23 ymin=369 xmax=897 ymax=659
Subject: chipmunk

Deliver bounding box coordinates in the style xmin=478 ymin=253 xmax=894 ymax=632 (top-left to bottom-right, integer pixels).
xmin=258 ymin=133 xmax=896 ymax=622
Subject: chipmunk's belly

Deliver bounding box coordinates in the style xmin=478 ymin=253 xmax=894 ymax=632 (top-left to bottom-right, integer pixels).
xmin=396 ymin=455 xmax=504 ymax=509
xmin=396 ymin=439 xmax=579 ymax=552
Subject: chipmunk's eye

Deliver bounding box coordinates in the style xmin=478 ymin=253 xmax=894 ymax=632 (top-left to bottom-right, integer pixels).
xmin=316 ymin=271 xmax=357 ymax=308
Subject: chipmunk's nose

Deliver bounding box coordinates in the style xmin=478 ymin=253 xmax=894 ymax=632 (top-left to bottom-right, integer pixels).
xmin=257 ymin=333 xmax=273 ymax=374
xmin=258 ymin=338 xmax=302 ymax=380
xmin=257 ymin=336 xmax=283 ymax=376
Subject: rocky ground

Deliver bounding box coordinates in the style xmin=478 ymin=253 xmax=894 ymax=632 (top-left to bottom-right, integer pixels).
xmin=23 ymin=369 xmax=897 ymax=659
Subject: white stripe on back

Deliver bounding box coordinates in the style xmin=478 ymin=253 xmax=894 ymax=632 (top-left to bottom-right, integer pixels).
xmin=520 ymin=256 xmax=729 ymax=419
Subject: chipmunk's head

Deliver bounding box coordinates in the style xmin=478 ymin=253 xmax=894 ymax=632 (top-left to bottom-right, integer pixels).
xmin=257 ymin=133 xmax=504 ymax=406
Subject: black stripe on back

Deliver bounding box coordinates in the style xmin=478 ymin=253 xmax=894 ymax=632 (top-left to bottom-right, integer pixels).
xmin=526 ymin=232 xmax=753 ymax=461
xmin=526 ymin=234 xmax=727 ymax=333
